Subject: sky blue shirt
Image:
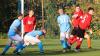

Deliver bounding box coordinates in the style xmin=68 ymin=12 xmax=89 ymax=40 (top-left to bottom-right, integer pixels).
xmin=57 ymin=14 xmax=70 ymax=32
xmin=8 ymin=19 xmax=21 ymax=37
xmin=26 ymin=30 xmax=43 ymax=37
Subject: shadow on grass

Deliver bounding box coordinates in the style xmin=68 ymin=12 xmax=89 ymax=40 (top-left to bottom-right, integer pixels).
xmin=79 ymin=48 xmax=100 ymax=53
xmin=24 ymin=48 xmax=100 ymax=56
xmin=1 ymin=48 xmax=100 ymax=56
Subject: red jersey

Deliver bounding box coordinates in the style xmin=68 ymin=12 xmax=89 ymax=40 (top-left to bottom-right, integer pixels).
xmin=72 ymin=9 xmax=83 ymax=27
xmin=23 ymin=16 xmax=36 ymax=32
xmin=79 ymin=13 xmax=92 ymax=30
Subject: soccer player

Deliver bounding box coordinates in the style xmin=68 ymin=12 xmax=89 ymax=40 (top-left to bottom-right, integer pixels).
xmin=1 ymin=14 xmax=24 ymax=55
xmin=71 ymin=4 xmax=83 ymax=28
xmin=57 ymin=8 xmax=71 ymax=53
xmin=71 ymin=5 xmax=92 ymax=49
xmin=23 ymin=29 xmax=46 ymax=54
xmin=68 ymin=7 xmax=94 ymax=52
xmin=78 ymin=7 xmax=94 ymax=49
xmin=23 ymin=10 xmax=36 ymax=35
xmin=68 ymin=5 xmax=83 ymax=51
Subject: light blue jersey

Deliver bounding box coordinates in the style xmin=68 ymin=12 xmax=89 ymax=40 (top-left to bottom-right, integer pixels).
xmin=57 ymin=14 xmax=70 ymax=32
xmin=26 ymin=30 xmax=43 ymax=37
xmin=8 ymin=19 xmax=21 ymax=37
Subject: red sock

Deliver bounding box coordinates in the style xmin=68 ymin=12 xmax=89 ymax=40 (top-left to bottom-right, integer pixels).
xmin=76 ymin=38 xmax=83 ymax=49
xmin=68 ymin=36 xmax=77 ymax=45
xmin=71 ymin=36 xmax=77 ymax=44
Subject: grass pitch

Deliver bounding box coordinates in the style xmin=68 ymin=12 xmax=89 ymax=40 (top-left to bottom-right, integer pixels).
xmin=0 ymin=39 xmax=100 ymax=56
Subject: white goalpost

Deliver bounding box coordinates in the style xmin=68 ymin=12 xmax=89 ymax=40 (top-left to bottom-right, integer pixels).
xmin=21 ymin=0 xmax=24 ymax=39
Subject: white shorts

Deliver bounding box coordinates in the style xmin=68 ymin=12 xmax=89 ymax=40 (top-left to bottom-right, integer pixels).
xmin=10 ymin=34 xmax=23 ymax=42
xmin=60 ymin=32 xmax=70 ymax=40
xmin=8 ymin=34 xmax=23 ymax=45
xmin=24 ymin=35 xmax=41 ymax=46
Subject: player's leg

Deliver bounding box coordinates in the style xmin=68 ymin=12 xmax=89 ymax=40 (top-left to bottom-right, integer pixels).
xmin=68 ymin=28 xmax=77 ymax=45
xmin=14 ymin=35 xmax=31 ymax=54
xmin=84 ymin=33 xmax=91 ymax=48
xmin=70 ymin=36 xmax=77 ymax=45
xmin=74 ymin=28 xmax=85 ymax=52
xmin=76 ymin=37 xmax=83 ymax=49
xmin=74 ymin=37 xmax=83 ymax=52
xmin=1 ymin=39 xmax=12 ymax=55
xmin=65 ymin=32 xmax=71 ymax=49
xmin=16 ymin=35 xmax=31 ymax=53
xmin=60 ymin=32 xmax=68 ymax=53
xmin=24 ymin=35 xmax=30 ymax=46
xmin=32 ymin=37 xmax=44 ymax=54
xmin=12 ymin=34 xmax=24 ymax=55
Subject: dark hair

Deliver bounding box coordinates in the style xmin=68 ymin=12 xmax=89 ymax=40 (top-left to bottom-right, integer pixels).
xmin=88 ymin=7 xmax=94 ymax=11
xmin=76 ymin=4 xmax=80 ymax=7
xmin=17 ymin=13 xmax=23 ymax=17
xmin=28 ymin=9 xmax=34 ymax=13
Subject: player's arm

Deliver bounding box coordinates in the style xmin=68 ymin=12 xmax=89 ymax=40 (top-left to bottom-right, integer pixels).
xmin=15 ymin=28 xmax=21 ymax=36
xmin=88 ymin=28 xmax=93 ymax=34
xmin=33 ymin=20 xmax=36 ymax=30
xmin=69 ymin=17 xmax=74 ymax=28
xmin=72 ymin=14 xmax=78 ymax=19
xmin=13 ymin=20 xmax=22 ymax=36
xmin=36 ymin=35 xmax=40 ymax=39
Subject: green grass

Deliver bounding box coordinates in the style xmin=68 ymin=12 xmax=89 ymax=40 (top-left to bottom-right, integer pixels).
xmin=0 ymin=39 xmax=100 ymax=56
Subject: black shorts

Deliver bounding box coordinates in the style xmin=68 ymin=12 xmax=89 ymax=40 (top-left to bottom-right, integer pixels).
xmin=71 ymin=27 xmax=85 ymax=38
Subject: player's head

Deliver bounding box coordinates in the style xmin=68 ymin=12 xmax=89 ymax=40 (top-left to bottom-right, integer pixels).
xmin=88 ymin=7 xmax=94 ymax=15
xmin=28 ymin=10 xmax=34 ymax=17
xmin=17 ymin=13 xmax=23 ymax=20
xmin=41 ymin=28 xmax=46 ymax=35
xmin=58 ymin=8 xmax=64 ymax=15
xmin=75 ymin=4 xmax=81 ymax=12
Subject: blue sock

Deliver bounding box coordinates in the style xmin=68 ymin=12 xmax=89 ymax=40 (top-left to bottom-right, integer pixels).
xmin=38 ymin=42 xmax=44 ymax=53
xmin=2 ymin=45 xmax=11 ymax=54
xmin=21 ymin=45 xmax=26 ymax=50
xmin=18 ymin=45 xmax=26 ymax=52
xmin=15 ymin=42 xmax=23 ymax=52
xmin=60 ymin=40 xmax=67 ymax=49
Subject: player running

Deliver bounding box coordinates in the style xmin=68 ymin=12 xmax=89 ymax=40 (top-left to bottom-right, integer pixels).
xmin=68 ymin=7 xmax=94 ymax=52
xmin=1 ymin=14 xmax=24 ymax=55
xmin=57 ymin=8 xmax=71 ymax=53
xmin=78 ymin=7 xmax=94 ymax=50
xmin=68 ymin=5 xmax=83 ymax=51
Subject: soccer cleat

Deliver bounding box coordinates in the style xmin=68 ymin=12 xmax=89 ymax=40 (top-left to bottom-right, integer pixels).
xmin=16 ymin=52 xmax=21 ymax=55
xmin=40 ymin=52 xmax=44 ymax=55
xmin=67 ymin=45 xmax=71 ymax=50
xmin=1 ymin=52 xmax=5 ymax=55
xmin=88 ymin=47 xmax=92 ymax=49
xmin=74 ymin=49 xmax=80 ymax=52
xmin=13 ymin=50 xmax=21 ymax=55
xmin=62 ymin=48 xmax=67 ymax=53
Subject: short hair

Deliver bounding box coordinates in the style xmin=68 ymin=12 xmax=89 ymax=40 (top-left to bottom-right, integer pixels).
xmin=58 ymin=8 xmax=64 ymax=11
xmin=88 ymin=7 xmax=94 ymax=11
xmin=76 ymin=4 xmax=80 ymax=7
xmin=28 ymin=9 xmax=34 ymax=12
xmin=17 ymin=13 xmax=23 ymax=17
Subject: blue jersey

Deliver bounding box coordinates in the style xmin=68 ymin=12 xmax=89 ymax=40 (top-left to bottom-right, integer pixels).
xmin=8 ymin=19 xmax=21 ymax=37
xmin=57 ymin=14 xmax=70 ymax=32
xmin=26 ymin=30 xmax=43 ymax=37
